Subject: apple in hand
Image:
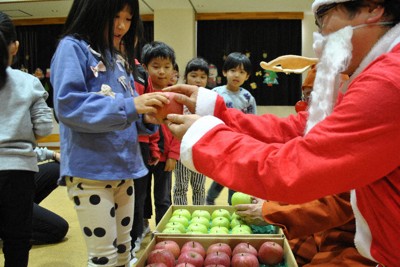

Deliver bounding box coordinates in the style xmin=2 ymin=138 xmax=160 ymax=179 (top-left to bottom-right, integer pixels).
xmin=172 ymin=208 xmax=192 ymax=221
xmin=177 ymin=251 xmax=204 ymax=267
xmin=155 ymin=92 xmax=183 ymax=123
xmin=204 ymin=251 xmax=230 ymax=267
xmin=191 ymin=209 xmax=211 ymax=221
xmin=211 ymin=216 xmax=230 ymax=229
xmin=211 ymin=209 xmax=231 ymax=220
xmin=232 ymin=243 xmax=258 ymax=257
xmin=231 ymin=252 xmax=259 ymax=267
xmin=206 ymin=243 xmax=232 ymax=257
xmin=147 ymin=249 xmax=175 ymax=267
xmin=154 ymin=240 xmax=180 ymax=259
xmin=181 ymin=241 xmax=206 ymax=258
xmin=231 ymin=192 xmax=252 ymax=206
xmin=258 ymin=241 xmax=284 ymax=265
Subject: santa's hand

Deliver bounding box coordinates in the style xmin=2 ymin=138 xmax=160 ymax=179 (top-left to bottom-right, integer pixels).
xmin=166 ymin=114 xmax=201 ymax=140
xmin=163 ymin=84 xmax=198 ymax=114
xmin=235 ymin=202 xmax=268 ymax=226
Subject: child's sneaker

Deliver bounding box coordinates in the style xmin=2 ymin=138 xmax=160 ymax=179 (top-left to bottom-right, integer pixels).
xmin=133 ymin=237 xmax=142 ymax=252
xmin=141 ymin=219 xmax=150 ymax=239
xmin=130 ymin=252 xmax=138 ymax=266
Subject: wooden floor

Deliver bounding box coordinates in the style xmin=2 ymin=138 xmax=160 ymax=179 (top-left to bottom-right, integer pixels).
xmin=0 ymin=175 xmax=231 ymax=267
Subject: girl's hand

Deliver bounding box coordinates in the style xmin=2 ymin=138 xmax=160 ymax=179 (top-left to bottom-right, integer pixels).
xmin=144 ymin=114 xmax=160 ymax=125
xmin=163 ymin=84 xmax=198 ymax=114
xmin=134 ymin=92 xmax=169 ymax=114
xmin=165 ymin=114 xmax=201 ymax=141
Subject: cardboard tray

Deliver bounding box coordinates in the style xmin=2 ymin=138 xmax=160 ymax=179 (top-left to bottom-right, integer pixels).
xmin=134 ymin=234 xmax=298 ymax=267
xmin=154 ymin=205 xmax=282 ymax=237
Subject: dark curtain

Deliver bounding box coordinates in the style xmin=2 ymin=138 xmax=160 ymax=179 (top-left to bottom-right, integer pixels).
xmin=197 ymin=20 xmax=302 ymax=105
xmin=15 ymin=24 xmax=64 ymax=107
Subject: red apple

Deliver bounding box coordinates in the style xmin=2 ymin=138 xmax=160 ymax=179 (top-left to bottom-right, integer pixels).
xmin=204 ymin=251 xmax=230 ymax=267
xmin=181 ymin=241 xmax=206 ymax=258
xmin=295 ymin=100 xmax=308 ymax=113
xmin=206 ymin=243 xmax=232 ymax=257
xmin=177 ymin=251 xmax=204 ymax=267
xmin=258 ymin=241 xmax=284 ymax=265
xmin=231 ymin=252 xmax=259 ymax=267
xmin=155 ymin=92 xmax=183 ymax=122
xmin=175 ymin=263 xmax=196 ymax=267
xmin=204 ymin=265 xmax=226 ymax=267
xmin=147 ymin=249 xmax=175 ymax=267
xmin=154 ymin=240 xmax=181 ymax=259
xmin=232 ymin=243 xmax=257 ymax=257
xmin=145 ymin=263 xmax=168 ymax=267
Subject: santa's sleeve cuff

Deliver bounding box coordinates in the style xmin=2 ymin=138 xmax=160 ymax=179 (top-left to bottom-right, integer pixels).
xmin=180 ymin=115 xmax=224 ymax=172
xmin=196 ymin=87 xmax=218 ymax=116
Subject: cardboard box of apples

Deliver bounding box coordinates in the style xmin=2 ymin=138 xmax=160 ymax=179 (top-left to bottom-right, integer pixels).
xmin=134 ymin=235 xmax=298 ymax=267
xmin=154 ymin=205 xmax=282 ymax=237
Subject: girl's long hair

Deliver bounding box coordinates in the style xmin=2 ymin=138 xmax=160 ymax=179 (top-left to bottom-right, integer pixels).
xmin=61 ymin=0 xmax=140 ymax=72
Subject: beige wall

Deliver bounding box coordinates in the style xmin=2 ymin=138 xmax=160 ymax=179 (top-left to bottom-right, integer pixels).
xmin=154 ymin=9 xmax=196 ymax=83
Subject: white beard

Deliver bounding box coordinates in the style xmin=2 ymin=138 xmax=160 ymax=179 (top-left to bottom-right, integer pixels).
xmin=305 ymin=26 xmax=353 ymax=134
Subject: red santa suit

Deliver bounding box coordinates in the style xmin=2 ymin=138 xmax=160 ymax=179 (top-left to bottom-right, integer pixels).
xmin=179 ymin=37 xmax=400 ymax=265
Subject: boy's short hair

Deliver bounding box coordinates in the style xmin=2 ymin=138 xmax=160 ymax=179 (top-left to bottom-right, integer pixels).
xmin=141 ymin=41 xmax=176 ymax=66
xmin=223 ymin=52 xmax=252 ymax=76
xmin=184 ymin=57 xmax=209 ymax=78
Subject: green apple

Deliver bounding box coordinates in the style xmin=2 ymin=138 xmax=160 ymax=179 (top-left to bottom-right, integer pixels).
xmin=165 ymin=222 xmax=186 ymax=233
xmin=162 ymin=227 xmax=183 ymax=234
xmin=209 ymin=226 xmax=230 ymax=234
xmin=187 ymin=223 xmax=208 ymax=234
xmin=230 ymin=218 xmax=243 ymax=229
xmin=172 ymin=208 xmax=191 ymax=221
xmin=190 ymin=216 xmax=211 ymax=228
xmin=231 ymin=192 xmax=252 ymax=206
xmin=231 ymin=212 xmax=240 ymax=220
xmin=169 ymin=215 xmax=189 ymax=228
xmin=211 ymin=209 xmax=231 ymax=220
xmin=211 ymin=216 xmax=230 ymax=229
xmin=191 ymin=209 xmax=211 ymax=220
xmin=231 ymin=224 xmax=252 ymax=234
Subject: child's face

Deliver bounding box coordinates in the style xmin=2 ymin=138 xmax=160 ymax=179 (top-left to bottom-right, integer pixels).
xmin=223 ymin=65 xmax=249 ymax=91
xmin=169 ymin=70 xmax=179 ymax=85
xmin=113 ymin=5 xmax=133 ymax=49
xmin=145 ymin=57 xmax=173 ymax=90
xmin=186 ymin=70 xmax=208 ymax=88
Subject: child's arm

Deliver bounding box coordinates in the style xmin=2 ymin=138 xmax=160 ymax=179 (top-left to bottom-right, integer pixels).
xmin=31 ymin=78 xmax=53 ymax=138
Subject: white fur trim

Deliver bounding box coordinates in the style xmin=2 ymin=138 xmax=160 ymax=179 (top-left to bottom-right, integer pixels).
xmin=196 ymin=87 xmax=218 ymax=116
xmin=350 ymin=190 xmax=376 ymax=262
xmin=312 ymin=0 xmax=354 ymax=13
xmin=180 ymin=115 xmax=224 ymax=172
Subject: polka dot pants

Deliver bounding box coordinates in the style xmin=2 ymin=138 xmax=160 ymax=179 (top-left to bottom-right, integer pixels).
xmin=66 ymin=177 xmax=134 ymax=267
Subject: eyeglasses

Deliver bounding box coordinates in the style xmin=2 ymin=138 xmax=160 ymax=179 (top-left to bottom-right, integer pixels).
xmin=315 ymin=3 xmax=339 ymax=29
